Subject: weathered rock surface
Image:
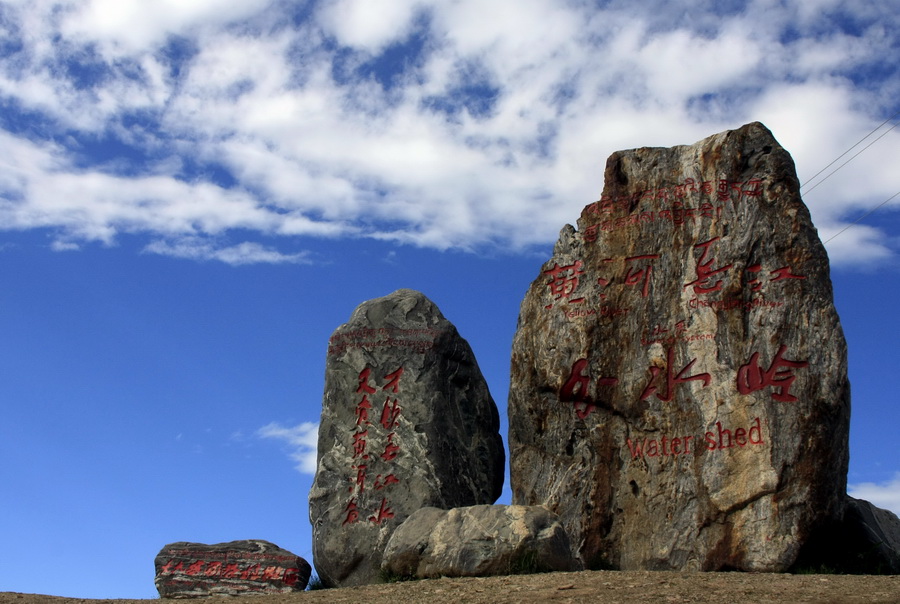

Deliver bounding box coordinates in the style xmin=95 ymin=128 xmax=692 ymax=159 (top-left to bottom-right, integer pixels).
xmin=154 ymin=540 xmax=311 ymax=597
xmin=794 ymin=497 xmax=900 ymax=574
xmin=310 ymin=289 xmax=505 ymax=587
xmin=509 ymin=122 xmax=850 ymax=571
xmin=381 ymin=504 xmax=582 ymax=579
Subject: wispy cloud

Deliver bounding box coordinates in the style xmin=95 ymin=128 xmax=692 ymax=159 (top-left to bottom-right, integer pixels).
xmin=848 ymin=473 xmax=900 ymax=517
xmin=256 ymin=421 xmax=319 ymax=475
xmin=0 ymin=0 xmax=897 ymax=264
xmin=144 ymin=238 xmax=313 ymax=265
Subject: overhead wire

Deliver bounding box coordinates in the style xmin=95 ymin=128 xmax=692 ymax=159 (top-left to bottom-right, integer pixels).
xmin=800 ymin=107 xmax=900 ymax=192
xmin=823 ymin=190 xmax=900 ymax=245
xmin=801 ymin=119 xmax=899 ymax=197
xmin=798 ymin=108 xmax=900 ymax=245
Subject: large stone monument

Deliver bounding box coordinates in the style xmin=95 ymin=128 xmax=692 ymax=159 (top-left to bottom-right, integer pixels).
xmin=509 ymin=122 xmax=851 ymax=571
xmin=310 ymin=289 xmax=505 ymax=587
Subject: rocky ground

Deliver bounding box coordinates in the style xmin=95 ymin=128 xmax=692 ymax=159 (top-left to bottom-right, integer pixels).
xmin=3 ymin=570 xmax=900 ymax=604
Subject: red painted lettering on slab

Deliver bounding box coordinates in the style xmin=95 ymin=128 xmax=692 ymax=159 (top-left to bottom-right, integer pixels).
xmin=222 ymin=563 xmax=240 ymax=578
xmin=185 ymin=561 xmax=205 ymax=576
xmin=204 ymin=561 xmax=222 ymax=577
xmin=640 ymin=346 xmax=711 ymax=402
xmin=160 ymin=561 xmax=184 ymax=574
xmin=737 ymin=345 xmax=808 ymax=402
xmin=241 ymin=564 xmax=262 ymax=581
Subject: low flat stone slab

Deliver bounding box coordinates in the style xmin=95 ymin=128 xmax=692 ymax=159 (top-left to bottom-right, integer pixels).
xmin=381 ymin=504 xmax=582 ymax=579
xmin=154 ymin=540 xmax=311 ymax=597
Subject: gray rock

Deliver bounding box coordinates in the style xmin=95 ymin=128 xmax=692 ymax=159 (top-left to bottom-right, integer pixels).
xmin=509 ymin=122 xmax=850 ymax=571
xmin=310 ymin=289 xmax=505 ymax=587
xmin=154 ymin=540 xmax=310 ymax=597
xmin=381 ymin=505 xmax=582 ymax=578
xmin=793 ymin=497 xmax=900 ymax=574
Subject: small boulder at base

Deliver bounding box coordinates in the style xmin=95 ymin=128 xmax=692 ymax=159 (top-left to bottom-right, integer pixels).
xmin=381 ymin=505 xmax=582 ymax=579
xmin=310 ymin=289 xmax=505 ymax=587
xmin=154 ymin=540 xmax=311 ymax=597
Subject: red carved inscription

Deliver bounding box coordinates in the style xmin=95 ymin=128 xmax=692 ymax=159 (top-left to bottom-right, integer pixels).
xmin=737 ymin=345 xmax=808 ymax=402
xmin=640 ymin=346 xmax=711 ymax=402
xmin=626 ymin=418 xmax=765 ymax=459
xmin=344 ymin=366 xmax=405 ymax=525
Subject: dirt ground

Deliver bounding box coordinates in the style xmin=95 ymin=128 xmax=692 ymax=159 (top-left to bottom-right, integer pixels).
xmin=3 ymin=570 xmax=900 ymax=604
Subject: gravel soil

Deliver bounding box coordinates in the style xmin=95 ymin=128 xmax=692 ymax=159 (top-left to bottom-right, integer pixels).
xmin=3 ymin=571 xmax=900 ymax=604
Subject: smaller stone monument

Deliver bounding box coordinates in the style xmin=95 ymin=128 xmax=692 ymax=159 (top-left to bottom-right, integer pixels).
xmin=154 ymin=540 xmax=311 ymax=597
xmin=310 ymin=289 xmax=505 ymax=587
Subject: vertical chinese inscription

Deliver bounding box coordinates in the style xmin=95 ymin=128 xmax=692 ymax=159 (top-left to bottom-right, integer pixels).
xmin=343 ymin=366 xmax=404 ymax=527
xmin=311 ymin=289 xmax=505 ymax=588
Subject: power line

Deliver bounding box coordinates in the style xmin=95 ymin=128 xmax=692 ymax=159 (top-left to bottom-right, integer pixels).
xmin=802 ymin=119 xmax=899 ymax=197
xmin=823 ymin=190 xmax=900 ymax=245
xmin=795 ymin=107 xmax=900 ymax=246
xmin=801 ymin=107 xmax=900 ymax=192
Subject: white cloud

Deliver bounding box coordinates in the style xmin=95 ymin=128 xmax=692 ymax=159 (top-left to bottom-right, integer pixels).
xmin=143 ymin=238 xmax=313 ymax=265
xmin=256 ymin=421 xmax=319 ymax=475
xmin=59 ymin=0 xmax=275 ymax=56
xmin=848 ymin=473 xmax=900 ymax=517
xmin=0 ymin=0 xmax=897 ymax=265
xmin=317 ymin=0 xmax=423 ymax=53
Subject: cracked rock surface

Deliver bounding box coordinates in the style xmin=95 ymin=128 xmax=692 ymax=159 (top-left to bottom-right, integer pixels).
xmin=508 ymin=123 xmax=850 ymax=571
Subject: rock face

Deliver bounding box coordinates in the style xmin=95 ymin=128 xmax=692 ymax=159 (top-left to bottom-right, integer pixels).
xmin=508 ymin=122 xmax=850 ymax=571
xmin=154 ymin=540 xmax=311 ymax=597
xmin=310 ymin=289 xmax=505 ymax=587
xmin=381 ymin=505 xmax=582 ymax=579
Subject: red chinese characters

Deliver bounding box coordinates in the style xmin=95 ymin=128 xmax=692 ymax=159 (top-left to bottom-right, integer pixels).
xmin=640 ymin=346 xmax=711 ymax=402
xmin=344 ymin=366 xmax=405 ymax=526
xmin=369 ymin=497 xmax=395 ymax=524
xmin=559 ymin=358 xmax=619 ymax=419
xmin=623 ymin=254 xmax=660 ymax=298
xmin=737 ymin=345 xmax=808 ymax=402
xmin=544 ymin=261 xmax=585 ymax=308
xmin=745 ymin=264 xmax=806 ymax=292
xmin=595 ymin=254 xmax=659 ymax=300
xmin=684 ymin=237 xmax=732 ymax=294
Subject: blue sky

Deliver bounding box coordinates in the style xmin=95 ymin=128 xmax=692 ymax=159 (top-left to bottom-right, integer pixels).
xmin=1 ymin=0 xmax=899 ymax=598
